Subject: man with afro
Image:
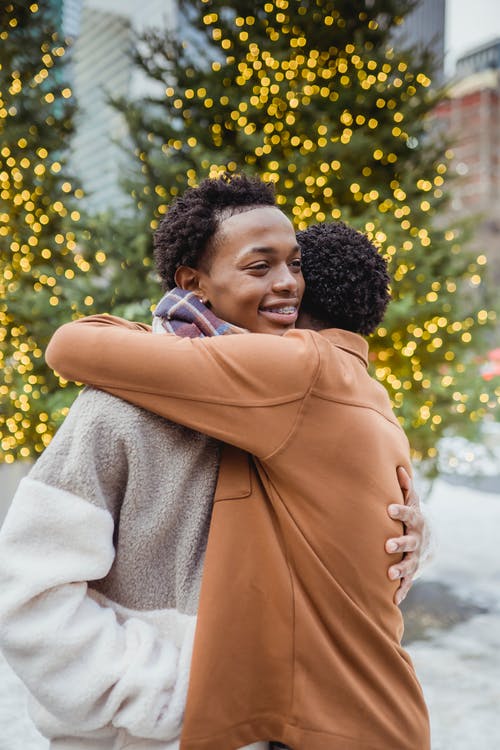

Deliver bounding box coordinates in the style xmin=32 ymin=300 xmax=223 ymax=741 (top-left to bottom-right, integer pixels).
xmin=297 ymin=220 xmax=390 ymax=335
xmin=153 ymin=171 xmax=277 ymax=291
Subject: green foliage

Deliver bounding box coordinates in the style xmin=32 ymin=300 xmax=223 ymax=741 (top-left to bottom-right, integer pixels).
xmin=0 ymin=1 xmax=87 ymax=461
xmin=4 ymin=0 xmax=498 ymax=465
xmin=73 ymin=209 xmax=158 ymax=322
xmin=99 ymin=0 xmax=497 ymax=462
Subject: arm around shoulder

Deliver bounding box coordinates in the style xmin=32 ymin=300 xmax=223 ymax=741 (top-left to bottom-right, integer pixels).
xmin=46 ymin=321 xmax=321 ymax=457
xmin=46 ymin=315 xmax=151 ymax=379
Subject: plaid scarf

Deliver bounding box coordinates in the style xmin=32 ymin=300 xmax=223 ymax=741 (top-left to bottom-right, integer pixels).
xmin=152 ymin=287 xmax=231 ymax=338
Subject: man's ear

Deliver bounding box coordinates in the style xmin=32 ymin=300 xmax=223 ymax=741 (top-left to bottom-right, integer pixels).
xmin=174 ymin=266 xmax=202 ymax=293
xmin=174 ymin=265 xmax=211 ymax=306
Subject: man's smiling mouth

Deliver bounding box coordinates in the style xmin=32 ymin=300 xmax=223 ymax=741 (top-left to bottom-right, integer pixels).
xmin=258 ymin=302 xmax=299 ymax=325
xmin=259 ymin=305 xmax=297 ymax=314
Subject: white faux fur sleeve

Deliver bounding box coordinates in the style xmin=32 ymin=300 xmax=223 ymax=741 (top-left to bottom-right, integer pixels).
xmin=0 ymin=477 xmax=189 ymax=741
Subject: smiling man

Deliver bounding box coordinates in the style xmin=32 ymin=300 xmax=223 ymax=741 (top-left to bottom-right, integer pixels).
xmin=171 ymin=206 xmax=304 ymax=334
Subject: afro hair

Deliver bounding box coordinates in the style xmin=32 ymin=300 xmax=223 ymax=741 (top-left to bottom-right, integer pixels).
xmin=154 ymin=172 xmax=276 ymax=290
xmin=297 ymin=222 xmax=391 ymax=335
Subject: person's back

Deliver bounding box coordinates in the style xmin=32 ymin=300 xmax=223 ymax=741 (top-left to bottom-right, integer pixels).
xmin=181 ymin=222 xmax=428 ymax=749
xmin=180 ymin=326 xmax=428 ymax=750
xmin=263 ymin=328 xmax=423 ymax=742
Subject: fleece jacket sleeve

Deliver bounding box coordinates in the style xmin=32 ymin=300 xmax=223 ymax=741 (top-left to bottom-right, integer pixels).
xmin=0 ymin=390 xmax=191 ymax=741
xmin=45 ymin=315 xmax=321 ymax=459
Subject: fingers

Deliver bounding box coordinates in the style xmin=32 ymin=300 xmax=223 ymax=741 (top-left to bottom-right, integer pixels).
xmin=394 ymin=576 xmax=413 ymax=606
xmin=396 ymin=465 xmax=421 ymax=510
xmin=388 ymin=552 xmax=419 ymax=582
xmin=396 ymin=465 xmax=411 ymax=499
xmin=385 ymin=533 xmax=418 ymax=555
xmin=390 ymin=467 xmax=427 ymax=606
xmin=387 ymin=503 xmax=423 ymax=533
xmin=388 ymin=550 xmax=420 ymax=605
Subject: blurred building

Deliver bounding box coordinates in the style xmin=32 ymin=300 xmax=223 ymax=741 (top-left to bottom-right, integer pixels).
xmin=392 ymin=0 xmax=446 ymax=83
xmin=61 ymin=0 xmax=83 ymax=37
xmin=456 ymin=38 xmax=500 ymax=78
xmin=432 ymin=38 xmax=500 ymax=281
xmin=65 ymin=0 xmax=176 ymax=213
xmin=70 ymin=6 xmax=132 ymax=212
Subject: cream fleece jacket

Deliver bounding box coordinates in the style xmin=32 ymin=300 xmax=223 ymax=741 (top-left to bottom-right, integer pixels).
xmin=0 ymin=388 xmax=220 ymax=749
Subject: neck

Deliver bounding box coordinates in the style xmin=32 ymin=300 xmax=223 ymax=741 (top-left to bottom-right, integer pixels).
xmin=296 ymin=310 xmax=327 ymax=331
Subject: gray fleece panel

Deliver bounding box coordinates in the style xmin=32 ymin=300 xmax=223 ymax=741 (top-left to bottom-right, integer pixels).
xmin=30 ymin=387 xmax=220 ymax=615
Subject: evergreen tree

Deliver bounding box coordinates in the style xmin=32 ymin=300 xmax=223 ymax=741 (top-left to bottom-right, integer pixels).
xmin=0 ymin=1 xmax=88 ymax=463
xmin=2 ymin=0 xmax=499 ymax=468
xmin=104 ymin=0 xmax=497 ymax=465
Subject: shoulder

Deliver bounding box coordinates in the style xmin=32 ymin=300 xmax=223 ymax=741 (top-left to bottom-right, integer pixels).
xmin=73 ymin=387 xmax=141 ymax=417
xmin=29 ymin=388 xmax=147 ymax=481
xmin=28 ymin=388 xmax=184 ymax=509
xmin=214 ymin=329 xmax=321 ymax=401
xmin=65 ymin=387 xmax=197 ymax=447
xmin=66 ymin=387 xmax=162 ymax=432
xmin=205 ymin=329 xmax=320 ymax=383
xmin=282 ymin=328 xmax=320 ymax=349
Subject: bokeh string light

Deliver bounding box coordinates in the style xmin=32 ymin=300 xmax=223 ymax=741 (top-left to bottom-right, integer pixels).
xmin=1 ymin=2 xmax=86 ymax=463
xmin=2 ymin=0 xmax=498 ymax=467
xmin=119 ymin=0 xmax=498 ymax=464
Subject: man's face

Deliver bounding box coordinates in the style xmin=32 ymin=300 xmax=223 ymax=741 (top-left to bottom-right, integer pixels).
xmin=192 ymin=207 xmax=305 ymax=335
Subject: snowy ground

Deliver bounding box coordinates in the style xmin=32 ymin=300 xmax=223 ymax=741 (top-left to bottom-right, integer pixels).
xmin=0 ymin=478 xmax=499 ymax=749
xmin=403 ymin=478 xmax=500 ymax=749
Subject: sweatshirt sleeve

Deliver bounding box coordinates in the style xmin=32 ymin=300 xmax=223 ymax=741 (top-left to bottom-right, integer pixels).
xmin=0 ymin=389 xmax=190 ymax=741
xmin=45 ymin=315 xmax=321 ymax=459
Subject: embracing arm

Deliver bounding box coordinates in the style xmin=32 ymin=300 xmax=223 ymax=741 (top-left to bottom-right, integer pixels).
xmin=46 ymin=318 xmax=427 ymax=606
xmin=0 ymin=389 xmax=190 ymax=740
xmin=46 ymin=315 xmax=320 ymax=458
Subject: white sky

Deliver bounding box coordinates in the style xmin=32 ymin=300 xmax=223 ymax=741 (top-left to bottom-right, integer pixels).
xmin=445 ymin=0 xmax=500 ymax=73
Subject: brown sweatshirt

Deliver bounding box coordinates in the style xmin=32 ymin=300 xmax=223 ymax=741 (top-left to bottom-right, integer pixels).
xmin=46 ymin=315 xmax=430 ymax=750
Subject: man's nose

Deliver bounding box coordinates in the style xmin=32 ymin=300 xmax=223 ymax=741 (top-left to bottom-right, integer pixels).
xmin=272 ymin=264 xmax=299 ymax=294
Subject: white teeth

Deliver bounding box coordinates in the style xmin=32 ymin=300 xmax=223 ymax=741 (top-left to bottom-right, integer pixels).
xmin=262 ymin=307 xmax=296 ymax=314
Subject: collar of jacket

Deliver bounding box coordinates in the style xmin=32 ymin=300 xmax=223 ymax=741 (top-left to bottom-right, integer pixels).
xmin=316 ymin=328 xmax=369 ymax=368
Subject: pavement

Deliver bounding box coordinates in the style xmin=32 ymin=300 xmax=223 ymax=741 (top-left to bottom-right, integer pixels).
xmin=0 ymin=477 xmax=499 ymax=749
xmin=402 ymin=477 xmax=500 ymax=748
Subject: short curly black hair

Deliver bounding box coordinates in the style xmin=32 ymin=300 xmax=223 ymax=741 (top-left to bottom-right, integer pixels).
xmin=297 ymin=222 xmax=391 ymax=335
xmin=154 ymin=172 xmax=276 ymax=290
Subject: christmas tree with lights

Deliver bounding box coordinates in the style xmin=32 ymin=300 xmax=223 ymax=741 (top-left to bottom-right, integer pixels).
xmin=0 ymin=1 xmax=87 ymax=463
xmin=106 ymin=0 xmax=497 ymax=465
xmin=4 ymin=0 xmax=498 ymax=467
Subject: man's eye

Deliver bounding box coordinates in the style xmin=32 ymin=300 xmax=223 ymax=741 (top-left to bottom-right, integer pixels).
xmin=248 ymin=263 xmax=269 ymax=271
